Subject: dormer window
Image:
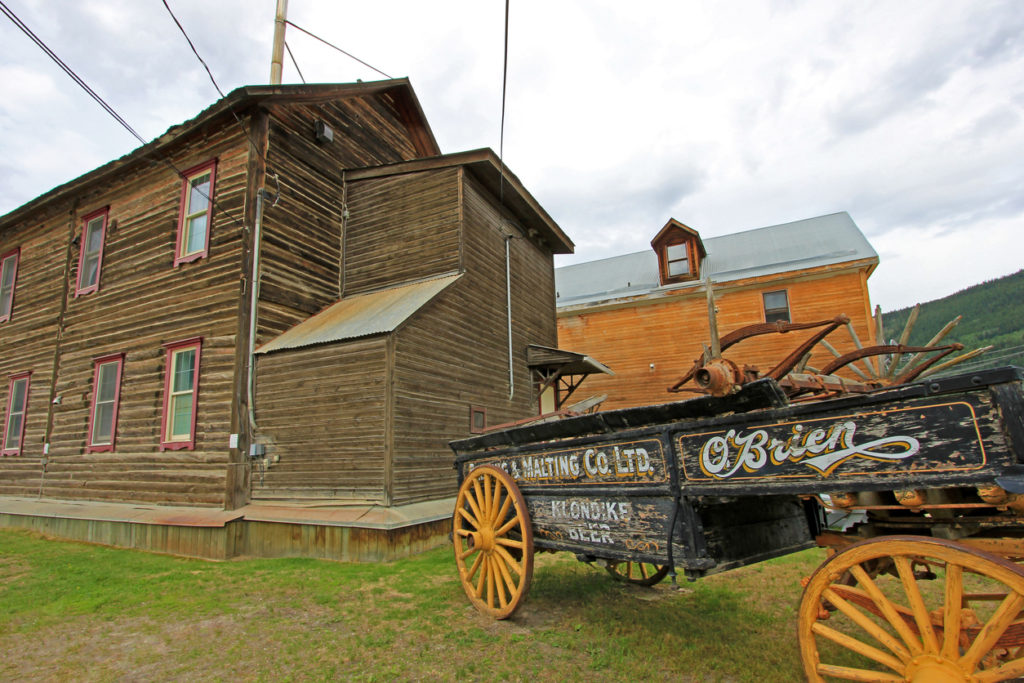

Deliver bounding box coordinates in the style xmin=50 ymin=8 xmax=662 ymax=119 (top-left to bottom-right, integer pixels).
xmin=651 ymin=218 xmax=706 ymax=286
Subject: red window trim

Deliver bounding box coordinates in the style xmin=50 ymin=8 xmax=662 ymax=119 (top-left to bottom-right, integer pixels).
xmin=173 ymin=159 xmax=217 ymax=267
xmin=0 ymin=247 xmax=21 ymax=324
xmin=85 ymin=353 xmax=125 ymax=454
xmin=159 ymin=337 xmax=202 ymax=451
xmin=2 ymin=371 xmax=31 ymax=457
xmin=75 ymin=207 xmax=109 ymax=297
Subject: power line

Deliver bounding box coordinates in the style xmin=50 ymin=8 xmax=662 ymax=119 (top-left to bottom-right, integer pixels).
xmin=285 ymin=41 xmax=306 ymax=84
xmin=161 ymin=0 xmax=225 ymax=98
xmin=499 ymin=0 xmax=510 ymax=204
xmin=1 ymin=1 xmax=247 ymax=230
xmin=0 ymin=0 xmax=147 ymax=146
xmin=160 ymin=0 xmax=265 ymax=159
xmin=284 ymin=20 xmax=392 ymax=79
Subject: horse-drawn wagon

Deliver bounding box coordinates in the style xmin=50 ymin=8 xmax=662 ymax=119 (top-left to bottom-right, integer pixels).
xmin=451 ymin=363 xmax=1024 ymax=680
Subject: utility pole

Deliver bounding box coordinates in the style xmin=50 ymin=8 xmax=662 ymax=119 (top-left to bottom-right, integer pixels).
xmin=269 ymin=0 xmax=288 ymax=85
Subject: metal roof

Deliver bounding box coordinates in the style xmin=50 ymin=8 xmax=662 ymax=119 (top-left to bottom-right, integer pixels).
xmin=1 ymin=79 xmax=439 ymax=231
xmin=257 ymin=273 xmax=462 ymax=354
xmin=555 ymin=212 xmax=878 ymax=309
xmin=526 ymin=344 xmax=615 ymax=376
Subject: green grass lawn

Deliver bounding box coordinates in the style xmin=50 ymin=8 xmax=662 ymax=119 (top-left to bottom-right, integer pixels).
xmin=0 ymin=528 xmax=825 ymax=681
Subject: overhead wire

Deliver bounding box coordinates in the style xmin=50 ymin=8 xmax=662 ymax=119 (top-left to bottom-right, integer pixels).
xmin=160 ymin=0 xmax=265 ymax=160
xmin=284 ymin=20 xmax=392 ymax=79
xmin=0 ymin=0 xmax=247 ymax=230
xmin=0 ymin=0 xmax=147 ymax=146
xmin=498 ymin=0 xmax=510 ymax=204
xmin=284 ymin=41 xmax=306 ymax=84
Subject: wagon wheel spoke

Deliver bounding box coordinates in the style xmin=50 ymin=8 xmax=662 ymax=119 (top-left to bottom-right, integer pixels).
xmin=452 ymin=466 xmax=534 ymax=619
xmin=605 ymin=561 xmax=671 ymax=586
xmin=799 ymin=536 xmax=1024 ymax=682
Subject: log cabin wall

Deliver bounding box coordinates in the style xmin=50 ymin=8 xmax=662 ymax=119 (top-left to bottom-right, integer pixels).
xmin=341 ymin=168 xmax=462 ymax=296
xmin=0 ymin=203 xmax=71 ymax=496
xmin=0 ymin=116 xmax=253 ymax=506
xmin=41 ymin=125 xmax=253 ymax=506
xmin=389 ymin=170 xmax=558 ymax=505
xmin=252 ymin=337 xmax=389 ymax=504
xmin=257 ymin=97 xmax=429 ymax=344
xmin=557 ymin=266 xmax=876 ymax=410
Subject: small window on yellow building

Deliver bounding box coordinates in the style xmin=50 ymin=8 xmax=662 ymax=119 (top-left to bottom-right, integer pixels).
xmin=763 ymin=290 xmax=791 ymax=323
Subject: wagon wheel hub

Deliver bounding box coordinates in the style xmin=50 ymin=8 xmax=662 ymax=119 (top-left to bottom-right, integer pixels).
xmin=904 ymin=655 xmax=968 ymax=682
xmin=476 ymin=525 xmax=496 ymax=552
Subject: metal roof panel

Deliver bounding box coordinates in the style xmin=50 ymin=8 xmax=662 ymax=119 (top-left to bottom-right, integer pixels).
xmin=556 ymin=212 xmax=877 ymax=308
xmin=257 ymin=273 xmax=462 ymax=354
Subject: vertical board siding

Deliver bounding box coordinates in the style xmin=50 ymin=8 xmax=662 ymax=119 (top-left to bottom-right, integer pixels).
xmin=390 ymin=172 xmax=558 ymax=505
xmin=343 ymin=169 xmax=462 ymax=296
xmin=556 ymin=268 xmax=877 ymax=410
xmin=252 ymin=338 xmax=389 ymax=504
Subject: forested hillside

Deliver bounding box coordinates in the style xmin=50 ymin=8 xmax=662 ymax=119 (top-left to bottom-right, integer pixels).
xmin=881 ymin=269 xmax=1024 ymax=374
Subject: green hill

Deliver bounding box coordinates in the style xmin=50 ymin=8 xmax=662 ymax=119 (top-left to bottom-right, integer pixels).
xmin=880 ymin=269 xmax=1024 ymax=375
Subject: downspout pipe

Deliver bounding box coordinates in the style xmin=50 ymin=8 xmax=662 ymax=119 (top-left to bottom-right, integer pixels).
xmin=505 ymin=233 xmax=514 ymax=399
xmin=247 ymin=188 xmax=266 ymax=438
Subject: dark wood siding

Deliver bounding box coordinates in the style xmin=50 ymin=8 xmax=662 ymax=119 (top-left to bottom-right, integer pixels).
xmin=389 ymin=171 xmax=558 ymax=504
xmin=252 ymin=338 xmax=389 ymax=504
xmin=11 ymin=125 xmax=253 ymax=506
xmin=257 ymin=99 xmax=427 ymax=343
xmin=343 ymin=168 xmax=462 ymax=296
xmin=0 ymin=204 xmax=70 ymax=495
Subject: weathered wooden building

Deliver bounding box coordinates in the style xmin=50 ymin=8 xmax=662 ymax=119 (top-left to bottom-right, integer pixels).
xmin=0 ymin=80 xmax=572 ymax=558
xmin=555 ymin=213 xmax=878 ymax=409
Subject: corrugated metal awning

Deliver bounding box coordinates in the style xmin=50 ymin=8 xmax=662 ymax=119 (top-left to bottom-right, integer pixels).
xmin=257 ymin=273 xmax=462 ymax=354
xmin=527 ymin=344 xmax=615 ymax=376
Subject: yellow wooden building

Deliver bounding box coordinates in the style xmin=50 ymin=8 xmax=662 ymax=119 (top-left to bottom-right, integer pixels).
xmin=555 ymin=213 xmax=879 ymax=409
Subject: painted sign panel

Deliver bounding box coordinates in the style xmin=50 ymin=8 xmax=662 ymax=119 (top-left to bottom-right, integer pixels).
xmin=679 ymin=401 xmax=988 ymax=483
xmin=464 ymin=438 xmax=668 ymax=487
xmin=526 ymin=494 xmax=673 ymax=559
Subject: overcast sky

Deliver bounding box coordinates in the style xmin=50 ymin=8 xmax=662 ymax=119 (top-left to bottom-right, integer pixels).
xmin=1 ymin=1 xmax=1021 ymax=312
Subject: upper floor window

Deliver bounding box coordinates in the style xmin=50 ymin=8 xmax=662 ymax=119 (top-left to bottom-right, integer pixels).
xmin=76 ymin=208 xmax=108 ymax=296
xmin=0 ymin=248 xmax=20 ymax=323
xmin=86 ymin=354 xmax=124 ymax=453
xmin=665 ymin=242 xmax=691 ymax=278
xmin=2 ymin=372 xmax=30 ymax=456
xmin=651 ymin=219 xmax=706 ymax=286
xmin=174 ymin=160 xmax=216 ymax=266
xmin=763 ymin=290 xmax=791 ymax=323
xmin=160 ymin=338 xmax=202 ymax=450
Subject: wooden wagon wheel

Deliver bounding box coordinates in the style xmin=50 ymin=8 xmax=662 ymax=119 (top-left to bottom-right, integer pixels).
xmin=605 ymin=561 xmax=671 ymax=586
xmin=799 ymin=536 xmax=1024 ymax=682
xmin=453 ymin=465 xmax=534 ymax=619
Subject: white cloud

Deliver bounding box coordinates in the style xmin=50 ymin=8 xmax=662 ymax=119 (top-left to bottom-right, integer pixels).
xmin=0 ymin=0 xmax=1020 ymax=313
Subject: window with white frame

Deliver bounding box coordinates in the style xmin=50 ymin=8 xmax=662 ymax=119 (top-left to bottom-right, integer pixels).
xmin=3 ymin=373 xmax=30 ymax=456
xmin=87 ymin=354 xmax=124 ymax=452
xmin=0 ymin=249 xmax=20 ymax=323
xmin=174 ymin=161 xmax=216 ymax=266
xmin=77 ymin=209 xmax=108 ymax=295
xmin=160 ymin=338 xmax=201 ymax=450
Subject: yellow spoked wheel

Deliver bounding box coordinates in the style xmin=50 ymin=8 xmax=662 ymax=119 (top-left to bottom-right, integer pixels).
xmin=799 ymin=536 xmax=1024 ymax=682
xmin=605 ymin=561 xmax=671 ymax=586
xmin=453 ymin=465 xmax=534 ymax=619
